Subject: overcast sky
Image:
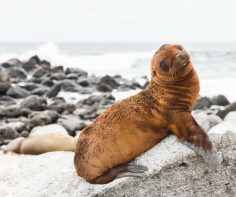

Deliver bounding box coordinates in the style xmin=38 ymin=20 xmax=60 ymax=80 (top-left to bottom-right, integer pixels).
xmin=0 ymin=0 xmax=236 ymax=42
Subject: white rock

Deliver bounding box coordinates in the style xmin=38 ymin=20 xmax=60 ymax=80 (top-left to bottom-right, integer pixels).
xmin=0 ymin=132 xmax=235 ymax=197
xmin=193 ymin=111 xmax=222 ymax=132
xmin=208 ymin=121 xmax=236 ymax=134
xmin=30 ymin=124 xmax=68 ymax=137
xmin=224 ymin=111 xmax=236 ymax=122
xmin=209 ymin=111 xmax=236 ymax=134
xmin=193 ymin=111 xmax=210 ymax=131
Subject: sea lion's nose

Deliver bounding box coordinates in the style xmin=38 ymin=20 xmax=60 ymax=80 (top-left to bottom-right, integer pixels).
xmin=160 ymin=59 xmax=169 ymax=70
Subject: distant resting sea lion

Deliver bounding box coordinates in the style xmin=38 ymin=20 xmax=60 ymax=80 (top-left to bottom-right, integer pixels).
xmin=72 ymin=44 xmax=217 ymax=184
xmin=2 ymin=133 xmax=76 ymax=154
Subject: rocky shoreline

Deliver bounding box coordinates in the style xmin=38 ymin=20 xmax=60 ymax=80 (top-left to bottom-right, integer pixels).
xmin=0 ymin=55 xmax=236 ymax=151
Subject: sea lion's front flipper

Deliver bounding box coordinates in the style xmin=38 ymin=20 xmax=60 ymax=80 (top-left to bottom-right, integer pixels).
xmin=170 ymin=113 xmax=219 ymax=169
xmin=90 ymin=164 xmax=148 ymax=184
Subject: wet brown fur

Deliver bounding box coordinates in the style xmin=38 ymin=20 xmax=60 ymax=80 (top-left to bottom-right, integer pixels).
xmin=74 ymin=44 xmax=216 ymax=184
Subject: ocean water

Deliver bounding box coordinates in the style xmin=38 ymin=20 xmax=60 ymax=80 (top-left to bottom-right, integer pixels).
xmin=0 ymin=42 xmax=236 ymax=101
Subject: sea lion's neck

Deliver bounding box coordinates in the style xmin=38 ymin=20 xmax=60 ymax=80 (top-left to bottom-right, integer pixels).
xmin=147 ymin=68 xmax=200 ymax=112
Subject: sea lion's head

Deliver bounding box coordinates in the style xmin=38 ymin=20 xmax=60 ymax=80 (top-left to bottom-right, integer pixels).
xmin=151 ymin=44 xmax=192 ymax=81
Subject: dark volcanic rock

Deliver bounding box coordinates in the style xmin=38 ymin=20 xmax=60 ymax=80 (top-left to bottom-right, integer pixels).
xmin=0 ymin=96 xmax=16 ymax=106
xmin=29 ymin=110 xmax=59 ymax=127
xmin=61 ymin=80 xmax=80 ymax=92
xmin=1 ymin=59 xmax=23 ymax=69
xmin=96 ymin=83 xmax=113 ymax=92
xmin=0 ymin=127 xmax=19 ymax=139
xmin=193 ymin=96 xmax=212 ymax=110
xmin=29 ymin=55 xmax=41 ymax=64
xmin=77 ymin=94 xmax=115 ymax=106
xmin=65 ymin=67 xmax=87 ymax=77
xmin=50 ymin=73 xmax=65 ymax=81
xmin=22 ymin=58 xmax=38 ymax=72
xmin=32 ymin=87 xmax=49 ymax=96
xmin=46 ymin=83 xmax=62 ymax=98
xmin=211 ymin=95 xmax=230 ymax=106
xmin=41 ymin=78 xmax=54 ymax=87
xmin=58 ymin=116 xmax=87 ymax=136
xmin=0 ymin=82 xmax=11 ymax=94
xmin=0 ymin=105 xmax=30 ymax=118
xmin=50 ymin=65 xmax=63 ymax=73
xmin=48 ymin=101 xmax=75 ymax=114
xmin=75 ymin=104 xmax=99 ymax=120
xmin=32 ymin=68 xmax=47 ymax=78
xmin=77 ymin=78 xmax=90 ymax=87
xmin=39 ymin=60 xmax=51 ymax=70
xmin=20 ymin=95 xmax=47 ymax=111
xmin=96 ymin=75 xmax=119 ymax=92
xmin=216 ymin=102 xmax=236 ymax=119
xmin=19 ymin=83 xmax=39 ymax=91
xmin=66 ymin=73 xmax=78 ymax=80
xmin=9 ymin=68 xmax=27 ymax=79
xmin=6 ymin=86 xmax=29 ymax=98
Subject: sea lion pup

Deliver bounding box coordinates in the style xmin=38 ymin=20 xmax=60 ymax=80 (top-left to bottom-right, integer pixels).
xmin=2 ymin=133 xmax=76 ymax=155
xmin=74 ymin=44 xmax=218 ymax=184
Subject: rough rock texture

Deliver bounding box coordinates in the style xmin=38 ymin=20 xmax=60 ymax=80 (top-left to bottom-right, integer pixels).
xmin=0 ymin=131 xmax=235 ymax=197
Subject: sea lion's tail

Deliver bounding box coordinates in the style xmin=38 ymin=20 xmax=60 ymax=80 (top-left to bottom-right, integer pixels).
xmin=90 ymin=164 xmax=148 ymax=184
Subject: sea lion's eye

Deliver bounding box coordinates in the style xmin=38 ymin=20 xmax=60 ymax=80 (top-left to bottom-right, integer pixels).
xmin=159 ymin=59 xmax=169 ymax=71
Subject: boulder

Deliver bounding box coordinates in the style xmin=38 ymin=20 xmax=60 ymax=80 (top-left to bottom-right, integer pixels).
xmin=6 ymin=86 xmax=29 ymax=98
xmin=77 ymin=78 xmax=90 ymax=87
xmin=209 ymin=111 xmax=236 ymax=134
xmin=1 ymin=59 xmax=23 ymax=69
xmin=65 ymin=67 xmax=88 ymax=77
xmin=0 ymin=132 xmax=235 ymax=196
xmin=0 ymin=122 xmax=25 ymax=140
xmin=0 ymin=126 xmax=19 ymax=139
xmin=58 ymin=116 xmax=87 ymax=136
xmin=0 ymin=82 xmax=11 ymax=94
xmin=66 ymin=73 xmax=78 ymax=80
xmin=61 ymin=80 xmax=80 ymax=92
xmin=29 ymin=110 xmax=59 ymax=127
xmin=96 ymin=75 xmax=119 ymax=92
xmin=0 ymin=105 xmax=30 ymax=118
xmin=50 ymin=65 xmax=63 ymax=73
xmin=32 ymin=68 xmax=47 ymax=78
xmin=39 ymin=60 xmax=51 ymax=70
xmin=19 ymin=83 xmax=39 ymax=91
xmin=211 ymin=95 xmax=230 ymax=106
xmin=216 ymin=102 xmax=236 ymax=119
xmin=193 ymin=96 xmax=212 ymax=110
xmin=193 ymin=111 xmax=222 ymax=132
xmin=29 ymin=55 xmax=41 ymax=64
xmin=0 ymin=96 xmax=16 ymax=106
xmin=41 ymin=78 xmax=54 ymax=87
xmin=46 ymin=83 xmax=62 ymax=98
xmin=50 ymin=73 xmax=65 ymax=81
xmin=20 ymin=95 xmax=47 ymax=111
xmin=22 ymin=60 xmax=38 ymax=72
xmin=32 ymin=87 xmax=49 ymax=96
xmin=8 ymin=68 xmax=27 ymax=79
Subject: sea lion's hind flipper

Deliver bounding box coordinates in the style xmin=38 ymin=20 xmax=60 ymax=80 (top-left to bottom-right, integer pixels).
xmin=90 ymin=164 xmax=148 ymax=184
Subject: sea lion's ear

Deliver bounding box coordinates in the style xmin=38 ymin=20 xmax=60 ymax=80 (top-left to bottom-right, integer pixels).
xmin=155 ymin=44 xmax=167 ymax=54
xmin=175 ymin=45 xmax=183 ymax=51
